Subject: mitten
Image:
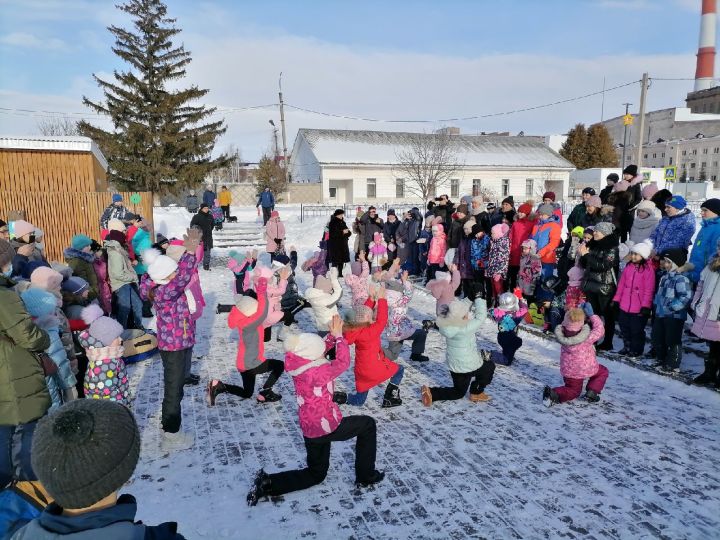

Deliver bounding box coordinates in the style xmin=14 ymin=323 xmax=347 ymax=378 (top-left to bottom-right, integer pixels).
xmin=513 ymin=287 xmax=523 ymax=299
xmin=582 ymin=302 xmax=594 ymax=317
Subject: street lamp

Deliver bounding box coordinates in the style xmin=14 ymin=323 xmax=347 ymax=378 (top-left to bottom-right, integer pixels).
xmin=268 ymin=119 xmax=279 ymax=160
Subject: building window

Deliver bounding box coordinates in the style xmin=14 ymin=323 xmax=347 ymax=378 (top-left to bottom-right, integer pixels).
xmin=682 ymin=150 xmax=687 ymax=156
xmin=451 ymin=179 xmax=459 ymax=198
xmin=329 ymin=187 xmax=337 ymax=199
xmin=693 ymin=149 xmax=698 ymax=155
xmin=704 ymin=148 xmax=709 ymax=154
xmin=702 ymin=162 xmax=707 ymax=169
xmin=690 ymin=176 xmax=695 ymax=181
xmin=525 ymin=178 xmax=534 ymax=198
xmin=714 ymin=147 xmax=719 ymax=153
xmin=714 ymin=161 xmax=719 ymax=167
xmin=669 ymin=157 xmax=673 ymax=165
xmin=366 ymin=178 xmax=376 ymax=198
xmin=395 ymin=178 xmax=404 ymax=198
xmin=644 ymin=153 xmax=648 ymax=159
xmin=662 ymin=152 xmax=665 ymax=158
xmin=652 ymin=153 xmax=657 ymax=158
xmin=502 ymin=179 xmax=510 ymax=197
xmin=691 ymin=163 xmax=696 ymax=169
xmin=472 ymin=179 xmax=481 ymax=196
xmin=713 ymin=175 xmax=717 ymax=181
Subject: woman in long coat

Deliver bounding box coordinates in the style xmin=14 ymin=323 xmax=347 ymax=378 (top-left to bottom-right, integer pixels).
xmin=327 ymin=209 xmax=352 ymax=277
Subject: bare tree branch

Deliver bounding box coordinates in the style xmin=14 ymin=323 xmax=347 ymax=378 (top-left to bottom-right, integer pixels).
xmin=36 ymin=117 xmax=81 ymax=136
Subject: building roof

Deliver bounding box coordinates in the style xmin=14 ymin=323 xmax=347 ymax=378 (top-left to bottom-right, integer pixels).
xmin=295 ymin=128 xmax=574 ymax=169
xmin=0 ymin=136 xmax=108 ymax=170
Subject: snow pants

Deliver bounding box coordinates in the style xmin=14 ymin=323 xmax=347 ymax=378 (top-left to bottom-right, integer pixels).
xmin=114 ymin=283 xmax=144 ymax=330
xmin=385 ymin=329 xmax=427 ymax=360
xmin=652 ymin=317 xmax=685 ymax=369
xmin=490 ymin=330 xmax=522 ymax=366
xmin=429 ymin=361 xmax=495 ymax=402
xmin=618 ymin=310 xmax=649 ymax=355
xmin=160 ymin=348 xmax=191 ymax=433
xmin=267 ymin=416 xmax=377 ymax=495
xmin=222 ymin=359 xmax=285 ymax=399
xmin=553 ymin=364 xmax=609 ymax=403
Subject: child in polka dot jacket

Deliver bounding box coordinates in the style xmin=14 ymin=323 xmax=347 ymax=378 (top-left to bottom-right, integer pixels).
xmin=78 ymin=303 xmax=130 ymax=405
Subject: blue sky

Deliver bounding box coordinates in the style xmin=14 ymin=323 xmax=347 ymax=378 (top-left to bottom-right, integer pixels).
xmin=0 ymin=0 xmax=711 ymax=158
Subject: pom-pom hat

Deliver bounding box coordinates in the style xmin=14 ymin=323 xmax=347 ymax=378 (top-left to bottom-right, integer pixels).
xmin=81 ymin=304 xmax=124 ymax=347
xmin=143 ymin=248 xmax=178 ymax=284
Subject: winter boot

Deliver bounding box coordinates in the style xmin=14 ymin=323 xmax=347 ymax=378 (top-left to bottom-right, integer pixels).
xmin=247 ymin=469 xmax=272 ymax=506
xmin=356 ymin=470 xmax=385 ymax=488
xmin=693 ymin=357 xmax=718 ymax=385
xmin=665 ymin=344 xmax=683 ymax=372
xmin=469 ymin=391 xmax=491 ymax=402
xmin=333 ymin=391 xmax=348 ymax=405
xmin=381 ymin=383 xmax=402 ymax=408
xmin=184 ymin=374 xmax=200 ymax=386
xmin=542 ymin=386 xmax=559 ymax=408
xmin=410 ymin=353 xmax=429 ymax=362
xmin=257 ymin=388 xmax=282 ymax=403
xmin=584 ymin=389 xmax=601 ymax=403
xmin=161 ymin=430 xmax=195 ymax=452
xmin=206 ymin=379 xmax=226 ymax=406
xmin=616 ymin=347 xmax=630 ymax=356
xmin=421 ymin=385 xmax=433 ymax=407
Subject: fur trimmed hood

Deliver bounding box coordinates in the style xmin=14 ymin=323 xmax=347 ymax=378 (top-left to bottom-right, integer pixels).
xmin=554 ymin=324 xmax=590 ymax=346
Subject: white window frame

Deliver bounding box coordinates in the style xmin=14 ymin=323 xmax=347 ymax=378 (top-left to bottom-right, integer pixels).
xmin=366 ymin=178 xmax=376 ymax=198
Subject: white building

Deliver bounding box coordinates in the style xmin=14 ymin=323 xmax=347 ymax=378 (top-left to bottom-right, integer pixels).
xmin=289 ymin=129 xmax=574 ymax=205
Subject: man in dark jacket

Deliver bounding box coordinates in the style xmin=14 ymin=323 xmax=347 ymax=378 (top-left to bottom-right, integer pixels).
xmin=404 ymin=207 xmax=424 ymax=275
xmin=190 ymin=203 xmax=215 ymax=270
xmin=432 ymin=194 xmax=454 ymax=227
xmin=501 ymin=196 xmax=516 ymax=224
xmin=448 ymin=204 xmax=470 ymax=249
xmin=256 ymin=187 xmax=276 ymax=225
xmin=0 ymin=239 xmax=51 ymax=487
xmin=360 ymin=207 xmax=384 ymax=253
xmin=567 ymin=187 xmax=595 ymax=231
xmin=202 ymin=185 xmax=216 ymax=208
xmin=11 ymin=400 xmax=186 ymax=539
xmin=383 ymin=209 xmax=401 ymax=265
xmin=99 ymin=194 xmax=131 ymax=229
xmin=185 ymin=190 xmax=199 ymax=213
xmin=599 ymin=173 xmax=618 ymax=205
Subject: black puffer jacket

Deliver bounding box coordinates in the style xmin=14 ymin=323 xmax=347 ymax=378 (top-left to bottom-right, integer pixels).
xmin=189 ymin=210 xmax=215 ymax=249
xmin=580 ymin=233 xmax=620 ymax=297
xmin=280 ymin=251 xmax=301 ymax=311
xmin=448 ymin=216 xmax=470 ymax=249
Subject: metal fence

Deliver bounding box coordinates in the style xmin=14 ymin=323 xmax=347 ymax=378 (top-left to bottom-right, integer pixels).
xmin=299 ymin=202 xmax=425 ymax=223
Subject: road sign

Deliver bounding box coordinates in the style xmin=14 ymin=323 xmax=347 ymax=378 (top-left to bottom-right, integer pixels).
xmin=623 ymin=113 xmax=634 ymax=126
xmin=130 ymin=193 xmax=142 ymax=204
xmin=664 ymin=166 xmax=676 ymax=181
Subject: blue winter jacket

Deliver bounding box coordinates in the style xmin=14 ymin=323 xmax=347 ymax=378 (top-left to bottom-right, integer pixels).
xmin=531 ymin=214 xmax=561 ymax=255
xmin=257 ymin=191 xmax=275 ymax=208
xmin=689 ymin=216 xmax=720 ymax=282
xmin=202 ymin=189 xmax=216 ymax=207
xmin=653 ymin=271 xmax=692 ymax=319
xmin=470 ymin=236 xmax=490 ymax=269
xmin=131 ymin=228 xmax=152 ymax=275
xmin=11 ymin=494 xmax=186 ymax=539
xmin=650 ymin=209 xmax=696 ymax=255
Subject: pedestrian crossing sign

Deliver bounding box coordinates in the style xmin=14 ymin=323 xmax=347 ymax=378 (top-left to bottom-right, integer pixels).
xmin=664 ymin=166 xmax=676 ymax=181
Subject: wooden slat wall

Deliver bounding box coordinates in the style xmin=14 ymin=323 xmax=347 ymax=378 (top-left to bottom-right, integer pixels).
xmin=0 ymin=150 xmax=108 ymax=192
xmin=0 ymin=192 xmax=153 ymax=263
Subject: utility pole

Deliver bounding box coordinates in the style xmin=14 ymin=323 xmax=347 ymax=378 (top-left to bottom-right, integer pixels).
xmin=635 ymin=72 xmax=649 ymax=169
xmin=600 ymin=76 xmax=606 ymax=122
xmin=278 ymin=72 xmax=289 ymax=183
xmin=269 ymin=119 xmax=279 ymax=159
xmin=621 ymin=102 xmax=632 ymax=170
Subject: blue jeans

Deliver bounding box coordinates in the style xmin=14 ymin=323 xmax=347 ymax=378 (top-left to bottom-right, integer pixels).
xmin=347 ymin=366 xmax=404 ymax=406
xmin=0 ymin=421 xmax=38 ymax=486
xmin=114 ymin=283 xmax=143 ymax=329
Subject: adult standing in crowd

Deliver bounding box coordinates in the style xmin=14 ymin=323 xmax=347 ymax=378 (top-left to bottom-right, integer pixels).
xmin=99 ymin=194 xmax=131 ymax=230
xmin=567 ymin=188 xmax=595 ymax=231
xmin=218 ymin=185 xmax=232 ymax=220
xmin=186 ymin=189 xmax=199 ymax=213
xmin=383 ymin=210 xmax=401 ymax=265
xmin=190 ymin=203 xmax=215 ymax=271
xmin=649 ymin=195 xmax=696 ymax=260
xmin=487 ymin=202 xmax=504 ymax=228
xmin=621 ymin=164 xmax=643 ymax=208
xmin=582 ymin=195 xmax=602 ymax=228
xmin=401 ymin=207 xmax=424 ymax=275
xmin=360 ymin=206 xmax=384 ymax=254
xmin=202 ymin=184 xmax=216 ymax=208
xmin=257 ymin=187 xmax=276 ymax=226
xmin=688 ymin=199 xmax=720 ymax=283
xmin=432 ymin=194 xmax=455 ymax=227
xmin=629 ymin=200 xmax=660 ymax=245
xmin=104 ymin=229 xmax=144 ymax=330
xmin=0 ymin=239 xmax=51 ymax=487
xmin=508 ymin=202 xmax=535 ymax=290
xmin=578 ymin=222 xmax=620 ymax=350
xmin=352 ymin=208 xmax=365 ymax=260
xmin=600 ymin=173 xmax=618 ymax=205
xmin=10 ymin=219 xmax=46 ymax=279
xmin=64 ymin=234 xmax=99 ymax=302
xmin=265 ymin=210 xmax=286 ymax=263
xmin=327 ymin=209 xmax=352 ymax=277
xmin=501 ymin=197 xmax=516 ymax=224
xmin=607 ymin=180 xmax=635 ymax=242
xmin=470 ymin=197 xmax=491 ymax=234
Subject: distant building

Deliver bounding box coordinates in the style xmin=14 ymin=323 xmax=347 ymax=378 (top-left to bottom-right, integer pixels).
xmin=686 ymin=87 xmax=720 ymax=114
xmin=289 ymin=128 xmax=574 ymax=205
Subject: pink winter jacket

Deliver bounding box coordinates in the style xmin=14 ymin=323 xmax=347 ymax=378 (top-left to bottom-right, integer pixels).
xmin=253 ymin=267 xmax=287 ymax=327
xmin=612 ymin=262 xmax=654 ymax=314
xmin=284 ymin=335 xmax=350 ymax=439
xmin=265 ymin=217 xmax=286 ymax=253
xmin=344 ymin=261 xmax=370 ymax=308
xmin=427 ymin=231 xmax=447 ymax=265
xmin=426 ymin=269 xmax=461 ymax=315
xmin=556 ymin=314 xmax=605 ymax=379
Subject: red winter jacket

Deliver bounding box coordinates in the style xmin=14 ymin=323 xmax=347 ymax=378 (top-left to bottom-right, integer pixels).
xmin=509 ymin=217 xmax=535 ymax=267
xmin=228 ymin=278 xmax=268 ymax=372
xmin=343 ymin=298 xmax=400 ymax=393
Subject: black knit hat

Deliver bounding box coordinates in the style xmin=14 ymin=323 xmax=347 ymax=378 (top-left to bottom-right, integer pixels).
xmin=623 ymin=165 xmax=638 ymax=177
xmin=660 ymin=248 xmax=687 ymax=269
xmin=581 ymin=187 xmax=596 ymax=195
xmin=606 ymin=173 xmax=619 ymax=182
xmin=701 ymin=198 xmax=720 ymax=216
xmin=31 ymin=400 xmax=140 ymax=509
xmin=502 ymin=196 xmax=514 ymax=206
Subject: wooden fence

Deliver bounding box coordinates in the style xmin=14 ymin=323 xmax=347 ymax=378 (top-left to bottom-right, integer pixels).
xmin=0 ymin=191 xmax=153 ymax=263
xmin=0 ymin=150 xmax=108 ymax=192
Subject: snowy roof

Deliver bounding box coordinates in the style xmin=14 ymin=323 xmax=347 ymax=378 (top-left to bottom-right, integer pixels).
xmin=295 ymin=128 xmax=574 ymax=169
xmin=0 ymin=136 xmax=108 ymax=170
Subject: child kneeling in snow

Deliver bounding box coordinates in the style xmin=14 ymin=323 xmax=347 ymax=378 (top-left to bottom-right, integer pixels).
xmin=543 ymin=303 xmax=609 ymax=406
xmin=426 ymin=264 xmax=460 ymax=315
xmin=78 ymin=303 xmax=129 ymax=405
xmin=305 ymin=267 xmax=343 ymax=335
xmin=421 ymin=297 xmax=495 ymax=406
xmin=338 ymin=284 xmax=404 ymax=408
xmin=207 ymin=276 xmax=285 ymax=405
xmin=247 ymin=315 xmax=384 ymax=505
xmin=482 ymin=291 xmax=527 ymax=366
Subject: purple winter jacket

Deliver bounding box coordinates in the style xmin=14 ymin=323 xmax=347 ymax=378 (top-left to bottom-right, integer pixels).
xmin=140 ymin=253 xmax=196 ymax=351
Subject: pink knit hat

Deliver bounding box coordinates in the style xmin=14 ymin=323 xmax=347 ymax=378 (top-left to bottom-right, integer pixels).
xmin=642 ymin=182 xmax=659 ymax=199
xmin=613 ymin=180 xmax=630 ymax=192
xmin=12 ymin=220 xmax=35 ymax=239
xmin=30 ymin=267 xmax=63 ymax=291
xmin=567 ymin=266 xmax=584 ymax=287
xmin=491 ymin=223 xmax=509 ymax=240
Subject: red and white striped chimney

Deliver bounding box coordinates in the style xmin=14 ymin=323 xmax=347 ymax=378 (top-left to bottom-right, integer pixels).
xmin=695 ymin=0 xmax=717 ymax=91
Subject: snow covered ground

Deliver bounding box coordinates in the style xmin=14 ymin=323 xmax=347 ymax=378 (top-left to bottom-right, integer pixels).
xmin=124 ymin=206 xmax=720 ymax=539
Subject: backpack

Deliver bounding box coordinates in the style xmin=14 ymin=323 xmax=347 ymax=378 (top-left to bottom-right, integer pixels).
xmin=0 ymin=481 xmax=51 ymax=539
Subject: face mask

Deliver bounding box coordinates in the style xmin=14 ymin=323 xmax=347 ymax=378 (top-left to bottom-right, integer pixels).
xmin=2 ymin=263 xmax=12 ymax=277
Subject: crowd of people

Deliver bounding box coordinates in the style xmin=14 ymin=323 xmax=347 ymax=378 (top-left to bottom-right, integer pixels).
xmin=2 ymin=164 xmax=720 ymax=535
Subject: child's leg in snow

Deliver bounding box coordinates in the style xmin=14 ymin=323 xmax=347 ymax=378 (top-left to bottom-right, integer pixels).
xmin=469 ymin=361 xmax=495 ymax=394
xmin=429 ymin=371 xmax=473 ymax=401
xmin=408 ymin=329 xmax=427 ymax=356
xmin=497 ymin=331 xmax=522 ymax=364
xmin=585 ymin=364 xmax=609 ymax=395
xmin=346 ymin=391 xmax=369 ymax=406
xmin=390 ymin=365 xmax=404 ymax=385
xmin=385 ymin=340 xmax=403 ymax=361
xmin=552 ymin=377 xmax=584 ymax=403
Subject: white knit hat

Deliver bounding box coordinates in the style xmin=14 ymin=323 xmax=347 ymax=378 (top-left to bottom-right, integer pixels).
xmin=631 ymin=241 xmax=652 ymax=260
xmin=434 ymin=271 xmax=451 ymax=282
xmin=143 ymin=248 xmax=178 ymax=284
xmin=235 ymin=295 xmax=258 ymax=316
xmin=107 ymin=219 xmax=126 ymax=232
xmin=446 ymin=299 xmax=472 ymax=320
xmin=284 ymin=332 xmax=326 ymax=361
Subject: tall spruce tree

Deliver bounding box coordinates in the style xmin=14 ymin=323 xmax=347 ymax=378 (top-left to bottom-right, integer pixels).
xmin=79 ymin=0 xmax=228 ymax=192
xmin=559 ymin=123 xmax=588 ymax=169
xmin=585 ymin=123 xmax=618 ymax=168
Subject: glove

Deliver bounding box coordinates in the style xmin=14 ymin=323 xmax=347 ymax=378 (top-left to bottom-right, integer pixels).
xmin=581 ymin=302 xmax=594 ymax=317
xmin=513 ymin=287 xmax=523 ymax=299
xmin=640 ymin=307 xmax=652 ymax=317
xmin=183 ymin=227 xmax=203 ymax=254
xmin=63 ymin=387 xmax=78 ymax=403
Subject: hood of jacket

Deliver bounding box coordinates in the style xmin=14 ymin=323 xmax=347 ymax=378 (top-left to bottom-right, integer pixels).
xmin=284 ymin=349 xmax=330 ymax=376
xmin=103 ymin=239 xmax=125 ymax=252
xmin=538 ymin=214 xmax=560 ymax=226
xmin=554 ymin=323 xmax=591 ymax=346
xmin=36 ymin=494 xmax=142 ymax=535
xmin=63 ymin=247 xmax=95 ymax=263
